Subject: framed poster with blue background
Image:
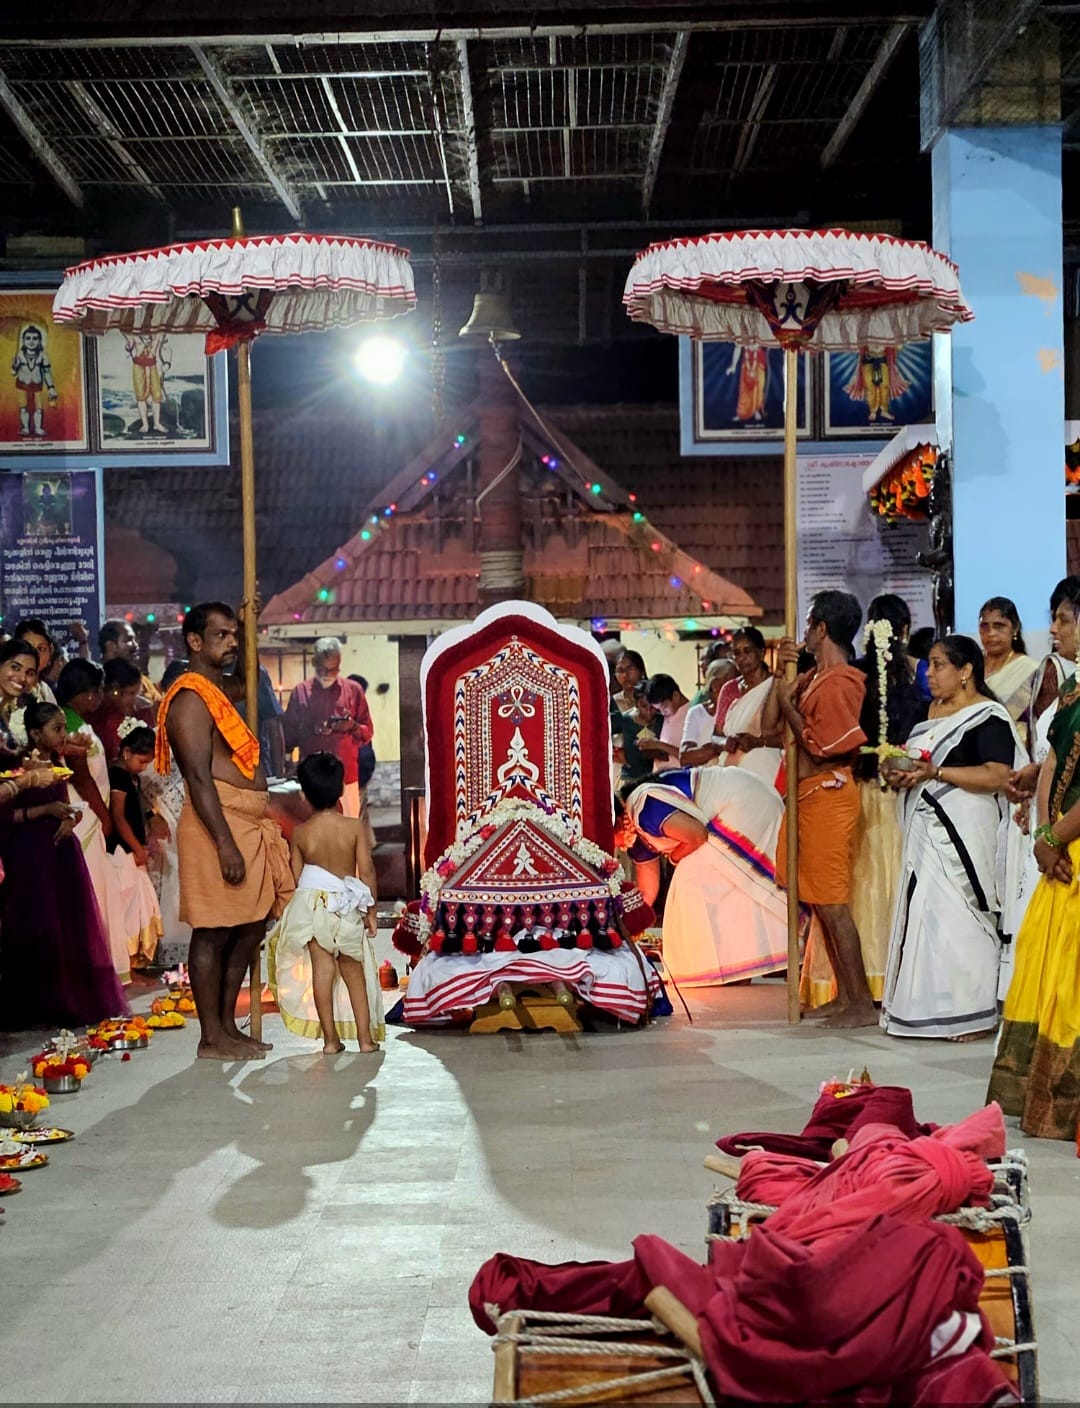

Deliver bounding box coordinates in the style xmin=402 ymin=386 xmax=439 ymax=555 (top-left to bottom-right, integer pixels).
xmin=692 ymin=340 xmax=811 ymax=443
xmin=824 ymin=342 xmax=933 ymax=437
xmin=0 ymin=468 xmax=104 ymax=648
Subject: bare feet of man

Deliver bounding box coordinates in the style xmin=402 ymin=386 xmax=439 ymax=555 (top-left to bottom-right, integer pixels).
xmin=322 ymin=1040 xmax=345 ymax=1055
xmin=803 ymin=996 xmax=846 ymax=1021
xmin=197 ymin=1037 xmax=261 ymax=1061
xmin=223 ymin=1024 xmax=274 ymax=1053
xmin=358 ymin=1035 xmax=380 ymax=1053
xmin=822 ymin=1002 xmax=879 ymax=1030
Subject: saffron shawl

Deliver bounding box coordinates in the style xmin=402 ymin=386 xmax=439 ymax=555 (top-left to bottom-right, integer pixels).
xmin=155 ymin=673 xmax=260 ymax=780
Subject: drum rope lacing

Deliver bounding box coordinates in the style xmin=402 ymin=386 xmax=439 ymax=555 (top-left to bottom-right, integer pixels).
xmin=492 ymin=1310 xmax=716 ymax=1406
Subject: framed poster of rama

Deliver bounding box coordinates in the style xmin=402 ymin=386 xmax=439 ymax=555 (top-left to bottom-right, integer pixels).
xmin=0 ymin=271 xmax=230 ymax=471
xmin=0 ymin=289 xmax=88 ymax=453
xmin=92 ymin=329 xmax=216 ymax=454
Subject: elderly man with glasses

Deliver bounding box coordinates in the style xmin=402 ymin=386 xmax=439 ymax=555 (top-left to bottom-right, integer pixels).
xmin=284 ymin=636 xmax=375 ymax=847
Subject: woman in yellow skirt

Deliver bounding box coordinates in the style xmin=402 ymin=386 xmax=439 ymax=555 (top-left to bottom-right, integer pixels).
xmin=989 ymin=603 xmax=1080 ymax=1140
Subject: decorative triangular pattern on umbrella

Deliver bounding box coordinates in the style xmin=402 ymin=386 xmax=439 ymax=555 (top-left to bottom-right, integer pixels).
xmin=52 ymin=233 xmax=416 ymax=345
xmin=623 ymin=223 xmax=973 ymax=1026
xmin=624 ymin=228 xmax=972 ymax=348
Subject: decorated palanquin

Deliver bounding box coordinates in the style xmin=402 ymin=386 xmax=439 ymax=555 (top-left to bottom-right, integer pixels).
xmin=394 ymin=601 xmax=660 ymax=1031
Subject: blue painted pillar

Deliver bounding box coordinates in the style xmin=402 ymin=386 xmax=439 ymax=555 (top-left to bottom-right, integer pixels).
xmin=932 ymin=126 xmax=1064 ymax=638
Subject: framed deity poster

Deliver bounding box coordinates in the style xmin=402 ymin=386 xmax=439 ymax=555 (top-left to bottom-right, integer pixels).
xmin=0 ymin=289 xmax=88 ymax=452
xmin=823 ymin=342 xmax=934 ymax=436
xmin=691 ymin=339 xmax=811 ymax=443
xmin=93 ymin=329 xmax=215 ymax=452
xmin=0 ymin=468 xmax=103 ymax=647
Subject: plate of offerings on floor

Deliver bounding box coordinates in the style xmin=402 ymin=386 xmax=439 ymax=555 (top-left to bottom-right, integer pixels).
xmin=0 ymin=1078 xmax=49 ymax=1129
xmin=150 ymin=994 xmax=195 ymax=1017
xmin=0 ymin=1172 xmax=22 ymax=1195
xmin=80 ymin=1035 xmax=108 ymax=1063
xmin=145 ymin=1011 xmax=186 ymax=1030
xmin=89 ymin=1017 xmax=152 ymax=1050
xmin=8 ymin=1126 xmax=73 ymax=1144
xmin=31 ymin=1051 xmax=91 ymax=1094
xmin=0 ymin=1139 xmax=48 ymax=1171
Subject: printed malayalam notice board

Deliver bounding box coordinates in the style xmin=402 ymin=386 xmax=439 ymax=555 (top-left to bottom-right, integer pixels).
xmin=0 ymin=469 xmax=103 ymax=645
xmin=796 ymin=452 xmax=933 ymax=631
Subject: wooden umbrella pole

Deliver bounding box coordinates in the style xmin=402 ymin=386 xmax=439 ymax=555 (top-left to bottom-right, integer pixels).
xmin=236 ymin=336 xmax=263 ymax=1042
xmin=783 ymin=344 xmax=801 ymax=1025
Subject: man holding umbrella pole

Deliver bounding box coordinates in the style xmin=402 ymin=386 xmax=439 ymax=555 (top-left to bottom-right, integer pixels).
xmin=764 ymin=589 xmax=876 ymax=1029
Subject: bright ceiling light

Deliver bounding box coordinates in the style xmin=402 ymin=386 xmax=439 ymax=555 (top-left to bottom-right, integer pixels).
xmin=353 ymin=334 xmax=407 ymax=386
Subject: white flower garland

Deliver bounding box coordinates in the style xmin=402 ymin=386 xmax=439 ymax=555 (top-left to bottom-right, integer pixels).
xmin=863 ymin=618 xmax=893 ymax=748
xmin=860 ymin=618 xmax=899 ymax=788
xmin=118 ymin=715 xmax=146 ymax=742
xmin=418 ymin=796 xmax=623 ymax=944
xmin=7 ymin=708 xmax=27 ymax=748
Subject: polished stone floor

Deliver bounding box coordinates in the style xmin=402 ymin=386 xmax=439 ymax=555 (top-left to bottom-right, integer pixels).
xmin=1 ymin=976 xmax=1076 ymax=1404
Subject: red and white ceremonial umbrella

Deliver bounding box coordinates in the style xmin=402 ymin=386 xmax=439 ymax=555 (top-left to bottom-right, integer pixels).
xmin=624 ymin=228 xmax=972 ymax=1022
xmin=53 ymin=217 xmax=416 ymax=725
xmin=55 ymin=217 xmax=414 ymax=1041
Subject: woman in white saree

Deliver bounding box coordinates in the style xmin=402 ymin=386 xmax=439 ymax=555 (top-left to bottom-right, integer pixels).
xmin=711 ymin=627 xmax=783 ymax=787
xmin=881 ymin=636 xmax=1023 ymax=1040
xmin=980 ymin=596 xmax=1037 ymax=745
xmin=623 ymin=765 xmax=787 ymax=986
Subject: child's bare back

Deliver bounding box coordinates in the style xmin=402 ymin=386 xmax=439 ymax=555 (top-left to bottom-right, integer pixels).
xmin=292 ymin=808 xmax=373 ymax=887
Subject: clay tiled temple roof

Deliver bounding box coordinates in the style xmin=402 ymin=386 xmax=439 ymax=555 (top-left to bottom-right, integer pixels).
xmin=548 ymin=406 xmax=784 ymax=624
xmin=104 ymin=401 xmax=781 ymax=624
xmin=263 ymin=409 xmax=762 ymax=630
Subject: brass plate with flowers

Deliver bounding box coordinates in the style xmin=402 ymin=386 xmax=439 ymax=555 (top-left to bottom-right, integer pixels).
xmin=0 ymin=1148 xmax=48 ymax=1171
xmin=9 ymin=1126 xmax=74 ymax=1144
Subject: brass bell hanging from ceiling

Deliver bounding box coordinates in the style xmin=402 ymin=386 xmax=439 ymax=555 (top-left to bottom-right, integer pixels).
xmin=458 ymin=290 xmax=521 ymax=341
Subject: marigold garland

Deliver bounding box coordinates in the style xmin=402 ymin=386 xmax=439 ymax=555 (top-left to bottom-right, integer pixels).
xmin=31 ymin=1052 xmax=91 ymax=1080
xmin=867 ymin=446 xmax=935 ymax=522
xmin=0 ymin=1080 xmax=50 ymax=1116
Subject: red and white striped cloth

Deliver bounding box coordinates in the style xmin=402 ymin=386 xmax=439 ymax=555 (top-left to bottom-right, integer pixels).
xmin=402 ymin=947 xmax=661 ymax=1026
xmin=53 ymin=233 xmax=415 ymax=337
xmin=623 ymin=227 xmax=972 ymax=347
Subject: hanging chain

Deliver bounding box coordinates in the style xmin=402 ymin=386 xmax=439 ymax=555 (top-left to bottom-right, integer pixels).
xmin=431 ymin=224 xmax=445 ymax=428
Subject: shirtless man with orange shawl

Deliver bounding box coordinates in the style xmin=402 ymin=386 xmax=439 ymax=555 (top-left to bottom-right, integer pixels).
xmin=764 ymin=589 xmax=877 ymax=1029
xmin=157 ymin=602 xmax=293 ymax=1060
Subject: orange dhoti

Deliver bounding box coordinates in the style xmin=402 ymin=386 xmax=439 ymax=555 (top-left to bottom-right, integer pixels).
xmin=776 ymin=767 xmax=860 ymax=907
xmin=177 ymin=779 xmax=294 ymax=930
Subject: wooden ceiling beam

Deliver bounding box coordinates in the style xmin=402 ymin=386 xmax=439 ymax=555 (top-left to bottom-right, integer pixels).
xmin=0 ymin=66 xmax=84 ymax=207
xmin=641 ymin=30 xmax=688 ymax=215
xmin=0 ymin=8 xmax=937 ymax=47
xmin=456 ymin=38 xmax=484 ymax=222
xmin=821 ymin=22 xmax=909 ymax=169
xmin=191 ymin=43 xmax=303 ymax=220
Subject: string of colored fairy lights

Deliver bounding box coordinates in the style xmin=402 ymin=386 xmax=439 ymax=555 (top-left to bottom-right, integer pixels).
xmin=276 ymin=420 xmax=737 ymax=640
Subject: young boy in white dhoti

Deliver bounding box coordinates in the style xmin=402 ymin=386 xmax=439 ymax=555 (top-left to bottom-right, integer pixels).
xmin=268 ymin=751 xmax=383 ymax=1053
